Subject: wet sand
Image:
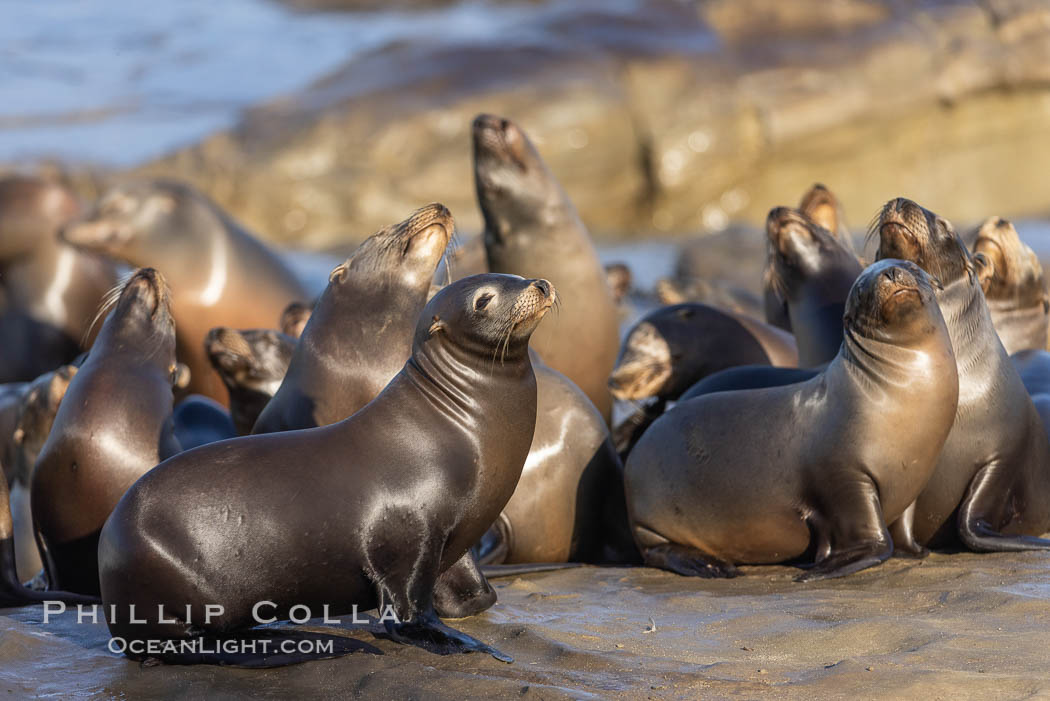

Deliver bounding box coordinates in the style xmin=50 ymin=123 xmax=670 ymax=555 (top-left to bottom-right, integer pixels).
xmin=2 ymin=552 xmax=1049 ymax=699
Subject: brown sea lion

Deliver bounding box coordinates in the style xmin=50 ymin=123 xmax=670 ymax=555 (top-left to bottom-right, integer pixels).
xmin=605 ymin=262 xmax=632 ymax=305
xmin=608 ymin=303 xmax=798 ymax=402
xmin=764 ymin=184 xmax=858 ymax=331
xmin=31 ymin=269 xmax=181 ymax=595
xmin=763 ymin=207 xmax=863 ymax=366
xmin=98 ymin=274 xmax=555 ymax=665
xmin=972 ymin=216 xmax=1049 ymax=354
xmin=0 ymin=176 xmax=119 ymax=383
xmin=279 ymin=301 xmax=313 ymax=340
xmin=60 ymin=179 xmax=310 ymax=404
xmin=474 ymin=114 xmax=620 ymax=423
xmin=252 ymin=204 xmax=452 ymax=434
xmin=625 ymin=260 xmax=959 ymax=579
xmin=205 ymin=327 xmax=295 ymax=435
xmin=875 ymin=198 xmax=1050 ymax=553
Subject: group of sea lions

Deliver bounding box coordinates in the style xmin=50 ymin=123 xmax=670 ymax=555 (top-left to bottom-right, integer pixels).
xmin=2 ymin=110 xmax=1050 ymax=667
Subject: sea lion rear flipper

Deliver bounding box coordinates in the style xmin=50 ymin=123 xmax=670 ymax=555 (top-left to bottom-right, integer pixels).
xmin=796 ymin=479 xmax=893 ymax=581
xmin=888 ymin=502 xmax=930 ymax=558
xmin=433 ymin=549 xmax=495 ymax=619
xmin=640 ymin=543 xmax=738 ymax=578
xmin=957 ymin=462 xmax=1050 ymax=552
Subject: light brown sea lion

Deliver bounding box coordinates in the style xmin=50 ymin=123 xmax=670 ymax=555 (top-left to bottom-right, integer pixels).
xmin=98 ymin=274 xmax=554 ymax=665
xmin=972 ymin=216 xmax=1049 ymax=354
xmin=31 ymin=269 xmax=181 ymax=595
xmin=252 ymin=204 xmax=453 ymax=434
xmin=60 ymin=179 xmax=310 ymax=405
xmin=0 ymin=176 xmax=119 ymax=383
xmin=763 ymin=207 xmax=863 ymax=366
xmin=875 ymin=198 xmax=1050 ymax=553
xmin=625 ymin=260 xmax=959 ymax=579
xmin=205 ymin=327 xmax=295 ymax=435
xmin=474 ymin=114 xmax=620 ymax=423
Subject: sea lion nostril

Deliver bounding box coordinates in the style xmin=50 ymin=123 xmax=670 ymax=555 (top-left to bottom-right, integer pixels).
xmin=532 ymin=279 xmax=551 ymax=296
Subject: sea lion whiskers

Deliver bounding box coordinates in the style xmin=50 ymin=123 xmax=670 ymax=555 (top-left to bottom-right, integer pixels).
xmin=81 ymin=270 xmax=135 ymax=347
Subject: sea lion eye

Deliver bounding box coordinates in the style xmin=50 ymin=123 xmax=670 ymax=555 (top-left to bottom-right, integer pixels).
xmin=475 ymin=293 xmax=495 ymax=311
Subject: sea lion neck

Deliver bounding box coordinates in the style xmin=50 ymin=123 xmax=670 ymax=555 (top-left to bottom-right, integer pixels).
xmin=838 ymin=323 xmax=952 ymax=391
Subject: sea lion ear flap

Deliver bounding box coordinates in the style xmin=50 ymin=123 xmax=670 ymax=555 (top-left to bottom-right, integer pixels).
xmin=171 ymin=363 xmax=191 ymax=390
xmin=973 ymin=252 xmax=995 ymax=292
xmin=329 ymin=262 xmax=349 ymax=285
xmin=50 ymin=365 xmax=78 ymax=405
xmin=428 ymin=315 xmax=446 ymax=337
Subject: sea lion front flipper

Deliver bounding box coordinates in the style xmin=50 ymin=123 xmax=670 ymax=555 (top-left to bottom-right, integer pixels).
xmin=957 ymin=462 xmax=1050 ymax=552
xmin=796 ymin=479 xmax=893 ymax=581
xmin=640 ymin=543 xmax=738 ymax=578
xmin=383 ymin=610 xmax=512 ymax=663
xmin=433 ymin=549 xmax=496 ymax=619
xmin=888 ymin=501 xmax=930 ymax=559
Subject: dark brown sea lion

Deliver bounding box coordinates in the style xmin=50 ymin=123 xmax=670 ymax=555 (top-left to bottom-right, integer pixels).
xmin=474 ymin=114 xmax=620 ymax=422
xmin=7 ymin=365 xmax=78 ymax=581
xmin=763 ymin=207 xmax=863 ymax=366
xmin=252 ymin=204 xmax=453 ymax=434
xmin=205 ymin=327 xmax=295 ymax=435
xmin=679 ymin=364 xmax=820 ymax=402
xmin=764 ymin=184 xmax=858 ymax=331
xmin=874 ymin=198 xmax=1050 ymax=553
xmin=172 ymin=395 xmax=237 ymax=450
xmin=1012 ymin=349 xmax=1050 ymax=440
xmin=0 ymin=176 xmax=119 ymax=383
xmin=98 ymin=273 xmax=555 ymax=665
xmin=608 ymin=303 xmax=798 ymax=403
xmin=972 ymin=216 xmax=1049 ymax=354
xmin=279 ymin=301 xmax=312 ymax=340
xmin=625 ymin=260 xmax=959 ymax=579
xmin=0 ymin=383 xmax=29 ymax=483
xmin=60 ymin=179 xmax=310 ymax=404
xmin=478 ymin=363 xmax=638 ymax=565
xmin=31 ymin=269 xmax=181 ymax=595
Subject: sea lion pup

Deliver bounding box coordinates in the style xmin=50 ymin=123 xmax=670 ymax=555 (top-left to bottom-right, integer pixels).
xmin=31 ymin=269 xmax=181 ymax=595
xmin=763 ymin=207 xmax=863 ymax=366
xmin=205 ymin=328 xmax=295 ymax=435
xmin=626 ymin=260 xmax=959 ymax=580
xmin=252 ymin=204 xmax=453 ymax=434
xmin=875 ymin=198 xmax=1050 ymax=553
xmin=0 ymin=176 xmax=118 ymax=383
xmin=764 ymin=183 xmax=857 ymax=331
xmin=279 ymin=301 xmax=312 ymax=340
xmin=60 ymin=179 xmax=310 ymax=405
xmin=474 ymin=114 xmax=620 ymax=423
xmin=609 ymin=303 xmax=798 ymax=403
xmin=972 ymin=216 xmax=1049 ymax=354
xmin=98 ymin=274 xmax=555 ymax=665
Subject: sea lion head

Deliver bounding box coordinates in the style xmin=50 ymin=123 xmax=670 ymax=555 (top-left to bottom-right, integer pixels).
xmin=417 ymin=273 xmax=556 ymax=362
xmin=873 ymin=198 xmax=973 ymax=286
xmin=609 ymin=305 xmax=713 ymax=401
xmin=92 ymin=268 xmax=177 ymax=374
xmin=60 ymin=179 xmax=205 ymax=261
xmin=605 ymin=262 xmax=633 ymax=304
xmin=472 ymin=114 xmax=560 ymax=238
xmin=205 ymin=327 xmax=294 ymax=398
xmin=843 ymin=259 xmax=945 ymax=345
xmin=279 ymin=301 xmax=313 ymax=340
xmin=798 ymin=183 xmax=845 ymax=239
xmin=973 ymin=216 xmax=1049 ymax=311
xmin=327 ymin=203 xmax=454 ymax=294
xmin=0 ymin=176 xmax=80 ymax=257
xmin=10 ymin=364 xmax=77 ymax=486
xmin=765 ymin=206 xmax=856 ymax=298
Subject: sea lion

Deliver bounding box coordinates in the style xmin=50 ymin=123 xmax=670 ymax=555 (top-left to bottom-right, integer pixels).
xmin=605 ymin=263 xmax=632 ymax=305
xmin=1011 ymin=349 xmax=1050 ymax=439
xmin=625 ymin=260 xmax=959 ymax=579
xmin=31 ymin=269 xmax=181 ymax=595
xmin=98 ymin=274 xmax=555 ymax=664
xmin=205 ymin=327 xmax=295 ymax=435
xmin=679 ymin=364 xmax=820 ymax=402
xmin=7 ymin=365 xmax=78 ymax=581
xmin=474 ymin=114 xmax=620 ymax=422
xmin=173 ymin=395 xmax=237 ymax=450
xmin=763 ymin=206 xmax=863 ymax=366
xmin=874 ymin=198 xmax=1050 ymax=553
xmin=60 ymin=179 xmax=310 ymax=404
xmin=252 ymin=204 xmax=453 ymax=434
xmin=764 ymin=184 xmax=857 ymax=331
xmin=0 ymin=176 xmax=119 ymax=383
xmin=0 ymin=383 xmax=29 ymax=483
xmin=478 ymin=363 xmax=638 ymax=565
xmin=608 ymin=303 xmax=798 ymax=403
xmin=972 ymin=216 xmax=1049 ymax=354
xmin=279 ymin=301 xmax=312 ymax=340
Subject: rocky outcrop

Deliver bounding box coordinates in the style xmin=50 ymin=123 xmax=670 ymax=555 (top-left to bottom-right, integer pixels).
xmin=139 ymin=0 xmax=1050 ymax=247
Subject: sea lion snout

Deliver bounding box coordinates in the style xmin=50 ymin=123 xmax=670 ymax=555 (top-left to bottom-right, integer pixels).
xmin=511 ymin=278 xmax=556 ymax=328
xmin=608 ymin=322 xmax=672 ymax=400
xmin=121 ymin=267 xmax=169 ymax=319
